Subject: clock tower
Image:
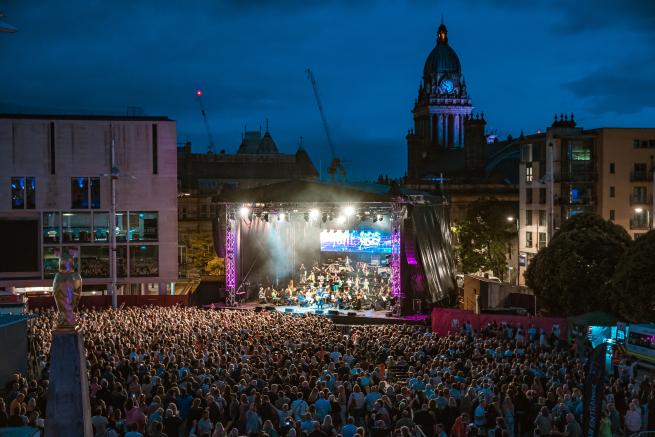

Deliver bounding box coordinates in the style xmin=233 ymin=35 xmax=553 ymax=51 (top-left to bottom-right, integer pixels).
xmin=407 ymin=21 xmax=473 ymax=181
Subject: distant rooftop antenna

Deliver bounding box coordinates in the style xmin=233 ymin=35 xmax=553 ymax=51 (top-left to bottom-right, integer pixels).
xmin=195 ymin=89 xmax=216 ymax=154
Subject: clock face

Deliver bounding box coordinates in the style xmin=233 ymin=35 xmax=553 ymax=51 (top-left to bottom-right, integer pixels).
xmin=439 ymin=79 xmax=454 ymax=94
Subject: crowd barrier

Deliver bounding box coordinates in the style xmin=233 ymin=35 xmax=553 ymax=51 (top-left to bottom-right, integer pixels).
xmin=27 ymin=294 xmax=189 ymax=310
xmin=431 ymin=307 xmax=567 ymax=338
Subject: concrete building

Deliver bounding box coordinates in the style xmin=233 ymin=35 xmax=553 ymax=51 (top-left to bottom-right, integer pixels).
xmin=0 ymin=114 xmax=178 ymax=294
xmin=517 ymin=115 xmax=655 ymax=284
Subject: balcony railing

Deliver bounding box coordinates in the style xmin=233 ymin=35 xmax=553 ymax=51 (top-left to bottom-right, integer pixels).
xmin=630 ymin=195 xmax=652 ymax=205
xmin=630 ymin=171 xmax=651 ymax=182
xmin=630 ymin=219 xmax=650 ymax=230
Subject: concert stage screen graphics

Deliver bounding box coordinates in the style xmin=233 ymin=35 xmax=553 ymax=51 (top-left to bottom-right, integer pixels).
xmin=320 ymin=229 xmax=392 ymax=254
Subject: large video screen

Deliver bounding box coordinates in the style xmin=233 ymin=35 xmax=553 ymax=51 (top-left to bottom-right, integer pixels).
xmin=320 ymin=229 xmax=392 ymax=254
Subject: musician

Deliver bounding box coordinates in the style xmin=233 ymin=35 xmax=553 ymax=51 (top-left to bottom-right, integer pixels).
xmin=258 ymin=287 xmax=266 ymax=304
xmin=299 ymin=263 xmax=307 ymax=282
xmin=316 ymin=286 xmax=325 ymax=310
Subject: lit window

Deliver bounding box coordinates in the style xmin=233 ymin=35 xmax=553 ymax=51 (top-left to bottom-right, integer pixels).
xmin=71 ymin=177 xmax=100 ymax=209
xmin=130 ymin=245 xmax=159 ymax=277
xmin=525 ymin=232 xmax=533 ymax=248
xmin=11 ymin=177 xmax=36 ymax=209
xmin=128 ymin=212 xmax=158 ymax=241
xmin=526 ymin=165 xmax=533 ymax=182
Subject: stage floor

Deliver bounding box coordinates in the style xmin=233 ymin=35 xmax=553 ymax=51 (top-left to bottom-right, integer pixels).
xmin=206 ymin=302 xmax=430 ymax=326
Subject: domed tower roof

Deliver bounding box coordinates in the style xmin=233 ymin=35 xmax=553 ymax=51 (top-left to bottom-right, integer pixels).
xmin=423 ymin=22 xmax=461 ymax=79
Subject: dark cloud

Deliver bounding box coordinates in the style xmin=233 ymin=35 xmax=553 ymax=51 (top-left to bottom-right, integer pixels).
xmin=563 ymin=59 xmax=655 ymax=114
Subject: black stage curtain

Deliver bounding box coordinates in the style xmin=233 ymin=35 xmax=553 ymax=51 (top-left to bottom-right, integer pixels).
xmin=412 ymin=205 xmax=456 ymax=304
xmin=212 ymin=215 xmax=226 ymax=258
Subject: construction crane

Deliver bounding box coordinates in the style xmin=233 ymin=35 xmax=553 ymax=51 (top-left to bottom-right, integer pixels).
xmin=305 ymin=68 xmax=346 ymax=181
xmin=195 ymin=89 xmax=216 ymax=154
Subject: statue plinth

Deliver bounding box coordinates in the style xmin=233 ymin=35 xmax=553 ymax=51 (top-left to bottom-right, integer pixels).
xmin=45 ymin=329 xmax=93 ymax=436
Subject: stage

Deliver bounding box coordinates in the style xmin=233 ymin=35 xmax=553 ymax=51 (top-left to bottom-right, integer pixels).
xmin=205 ymin=301 xmax=430 ymax=326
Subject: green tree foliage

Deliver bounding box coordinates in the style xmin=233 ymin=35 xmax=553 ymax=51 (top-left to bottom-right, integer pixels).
xmin=611 ymin=230 xmax=655 ymax=322
xmin=453 ymin=198 xmax=515 ymax=279
xmin=525 ymin=212 xmax=631 ymax=316
xmin=186 ymin=234 xmax=224 ymax=278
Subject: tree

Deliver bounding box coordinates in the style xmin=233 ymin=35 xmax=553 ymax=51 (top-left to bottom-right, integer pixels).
xmin=185 ymin=234 xmax=224 ymax=278
xmin=611 ymin=230 xmax=655 ymax=322
xmin=525 ymin=212 xmax=631 ymax=316
xmin=453 ymin=198 xmax=516 ymax=279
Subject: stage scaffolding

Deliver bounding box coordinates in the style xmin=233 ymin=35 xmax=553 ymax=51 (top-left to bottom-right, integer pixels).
xmin=222 ymin=202 xmax=401 ymax=308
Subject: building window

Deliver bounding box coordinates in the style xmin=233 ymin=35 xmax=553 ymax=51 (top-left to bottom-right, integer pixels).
xmin=130 ymin=245 xmax=159 ymax=277
xmin=525 ymin=232 xmax=533 ymax=248
xmin=632 ymin=163 xmax=648 ymax=181
xmin=44 ymin=246 xmax=79 ymax=279
xmin=128 ymin=212 xmax=158 ymax=241
xmin=538 ymin=232 xmax=547 ymax=248
xmin=93 ymin=213 xmax=109 ymax=242
xmin=643 ymin=140 xmax=649 ymax=148
xmin=609 ymin=162 xmax=615 ymax=174
xmin=526 ymin=188 xmax=533 ymax=204
xmin=526 ymin=210 xmax=533 ymax=226
xmin=81 ymin=246 xmax=109 ymax=278
xmin=61 ymin=212 xmax=92 ymax=243
xmin=539 ymin=188 xmax=546 ymax=204
xmin=71 ymin=177 xmax=100 ymax=209
xmin=609 ymin=186 xmax=615 ymax=198
xmin=539 ymin=210 xmax=546 ymax=226
xmin=650 ymin=140 xmax=655 ymax=148
xmin=609 ymin=209 xmax=615 ymax=221
xmin=630 ymin=209 xmax=650 ymax=229
xmin=43 ymin=212 xmax=60 ymax=244
xmin=526 ymin=165 xmax=533 ymax=182
xmin=633 ymin=186 xmax=648 ymax=204
xmin=634 ymin=139 xmax=641 ymax=148
xmin=11 ymin=177 xmax=36 ymax=209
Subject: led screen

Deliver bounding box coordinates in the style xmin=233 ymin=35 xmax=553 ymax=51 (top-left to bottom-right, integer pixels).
xmin=320 ymin=229 xmax=392 ymax=254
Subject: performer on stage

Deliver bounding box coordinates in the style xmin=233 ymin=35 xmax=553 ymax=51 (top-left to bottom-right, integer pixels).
xmin=316 ymin=286 xmax=324 ymax=310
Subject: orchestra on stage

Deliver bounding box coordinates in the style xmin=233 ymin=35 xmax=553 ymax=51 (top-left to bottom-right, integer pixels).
xmin=257 ymin=256 xmax=394 ymax=311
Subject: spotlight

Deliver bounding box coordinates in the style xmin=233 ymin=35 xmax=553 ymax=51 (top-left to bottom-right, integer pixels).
xmin=239 ymin=206 xmax=250 ymax=218
xmin=310 ymin=209 xmax=320 ymax=220
xmin=336 ymin=216 xmax=346 ymax=225
xmin=635 ymin=207 xmax=644 ymax=213
xmin=344 ymin=206 xmax=355 ymax=216
xmin=278 ymin=212 xmax=285 ymax=221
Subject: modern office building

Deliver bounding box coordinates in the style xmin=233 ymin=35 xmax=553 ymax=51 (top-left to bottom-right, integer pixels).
xmin=0 ymin=114 xmax=178 ymax=294
xmin=517 ymin=115 xmax=655 ymax=284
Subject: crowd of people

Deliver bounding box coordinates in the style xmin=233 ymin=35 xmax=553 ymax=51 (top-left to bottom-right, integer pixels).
xmin=1 ymin=306 xmax=654 ymax=437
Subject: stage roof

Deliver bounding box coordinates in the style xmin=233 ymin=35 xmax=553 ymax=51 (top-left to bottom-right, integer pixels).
xmin=218 ymin=180 xmax=442 ymax=204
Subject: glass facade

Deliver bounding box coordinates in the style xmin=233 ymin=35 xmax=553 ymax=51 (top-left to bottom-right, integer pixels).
xmin=43 ymin=212 xmax=60 ymax=244
xmin=130 ymin=245 xmax=158 ymax=277
xmin=128 ymin=212 xmax=158 ymax=241
xmin=81 ymin=246 xmax=109 ymax=278
xmin=62 ymin=212 xmax=91 ymax=243
xmin=39 ymin=210 xmax=159 ymax=279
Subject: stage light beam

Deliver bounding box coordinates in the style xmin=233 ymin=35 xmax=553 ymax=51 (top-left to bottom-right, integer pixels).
xmin=278 ymin=212 xmax=285 ymax=221
xmin=310 ymin=209 xmax=320 ymax=220
xmin=344 ymin=206 xmax=355 ymax=216
xmin=336 ymin=215 xmax=346 ymax=225
xmin=239 ymin=206 xmax=250 ymax=218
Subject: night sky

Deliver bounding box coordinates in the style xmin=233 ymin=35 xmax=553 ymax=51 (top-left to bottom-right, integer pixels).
xmin=1 ymin=1 xmax=654 ymax=181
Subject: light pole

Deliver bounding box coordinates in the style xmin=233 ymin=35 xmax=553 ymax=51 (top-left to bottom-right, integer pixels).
xmin=506 ymin=215 xmax=519 ymax=285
